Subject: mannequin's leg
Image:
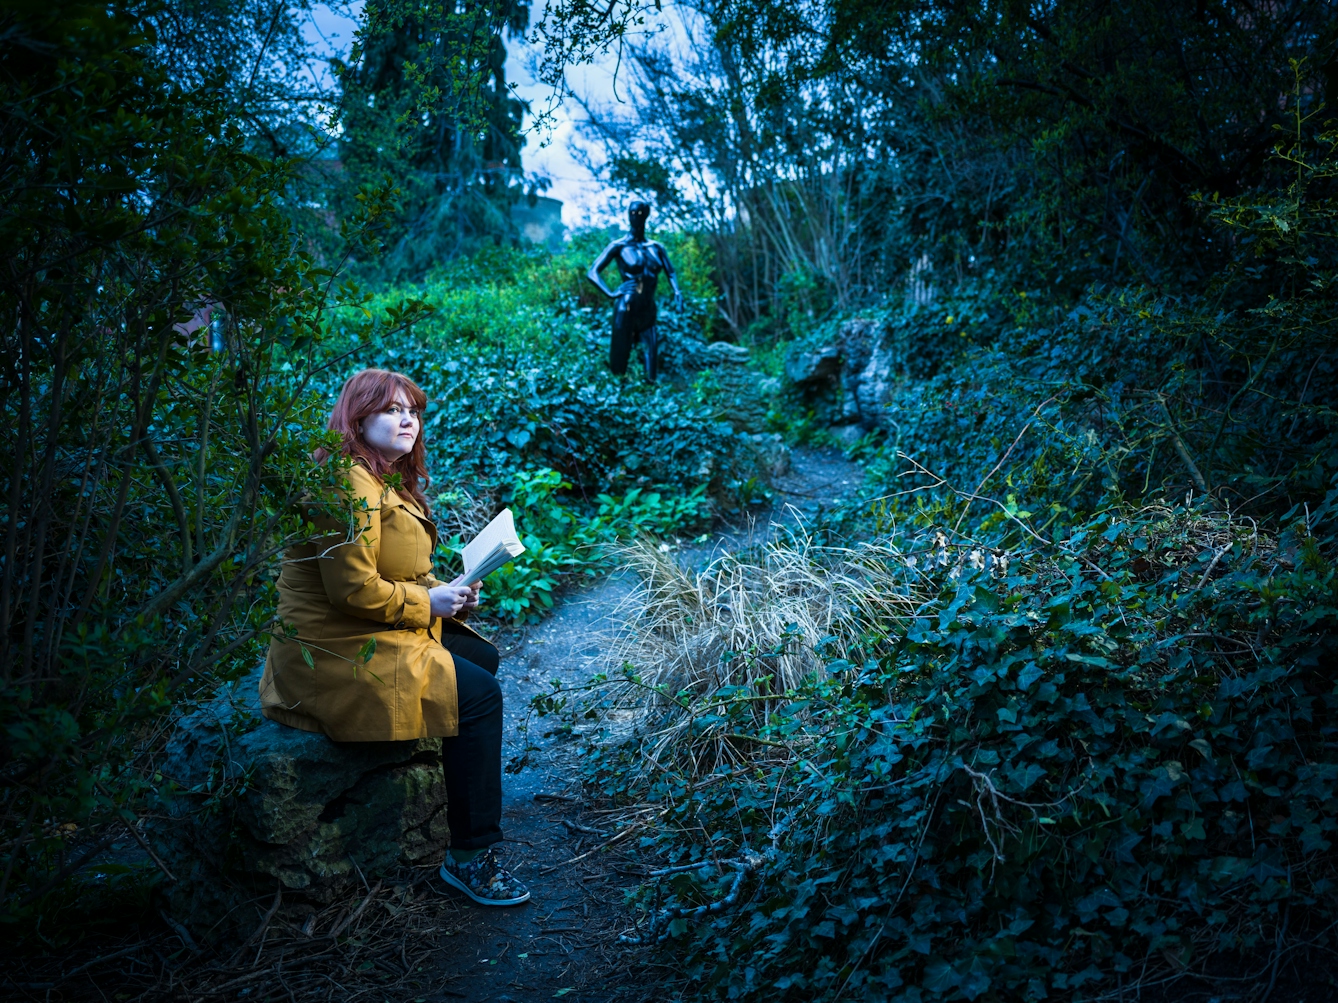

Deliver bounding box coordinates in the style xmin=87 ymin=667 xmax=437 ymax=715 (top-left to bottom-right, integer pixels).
xmin=609 ymin=309 xmax=633 ymax=375
xmin=639 ymin=324 xmax=658 ymax=382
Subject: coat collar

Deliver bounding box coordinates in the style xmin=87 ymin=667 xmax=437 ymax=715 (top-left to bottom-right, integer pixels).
xmin=380 ymin=483 xmax=438 ymax=545
xmin=351 ymin=463 xmax=437 ymax=545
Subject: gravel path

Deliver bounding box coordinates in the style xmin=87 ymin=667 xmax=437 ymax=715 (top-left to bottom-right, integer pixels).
xmin=420 ymin=446 xmax=864 ymax=1002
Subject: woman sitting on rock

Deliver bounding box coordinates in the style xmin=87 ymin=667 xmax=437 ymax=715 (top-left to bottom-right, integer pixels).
xmin=260 ymin=368 xmax=529 ymax=907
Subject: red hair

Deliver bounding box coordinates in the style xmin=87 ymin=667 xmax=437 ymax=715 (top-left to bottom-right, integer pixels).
xmin=316 ymin=369 xmax=432 ymax=515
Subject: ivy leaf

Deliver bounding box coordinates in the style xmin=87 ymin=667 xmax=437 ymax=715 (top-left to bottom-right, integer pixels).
xmin=357 ymin=636 xmax=378 ymax=664
xmin=1017 ymin=662 xmax=1043 ymax=690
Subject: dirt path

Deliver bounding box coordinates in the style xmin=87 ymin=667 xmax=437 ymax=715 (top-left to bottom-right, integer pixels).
xmin=420 ymin=446 xmax=864 ymax=1002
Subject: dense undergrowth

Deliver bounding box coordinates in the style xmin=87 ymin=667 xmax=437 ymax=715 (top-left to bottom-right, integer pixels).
xmin=566 ymin=500 xmax=1336 ymax=1001
xmin=538 ymin=125 xmax=1338 ymax=1001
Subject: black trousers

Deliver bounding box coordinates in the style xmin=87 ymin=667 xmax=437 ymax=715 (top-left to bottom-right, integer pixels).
xmin=439 ymin=626 xmax=503 ymax=851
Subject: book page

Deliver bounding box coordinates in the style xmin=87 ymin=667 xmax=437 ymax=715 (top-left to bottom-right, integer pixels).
xmin=461 ymin=507 xmax=525 ymax=583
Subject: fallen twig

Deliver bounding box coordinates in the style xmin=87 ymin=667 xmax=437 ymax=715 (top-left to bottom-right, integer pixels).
xmin=160 ymin=910 xmax=200 ymax=953
xmin=562 ymin=819 xmax=608 ymax=837
xmin=541 ymin=819 xmax=656 ymax=872
xmin=326 ymin=880 xmax=382 ymax=940
xmin=229 ymin=886 xmax=283 ymax=964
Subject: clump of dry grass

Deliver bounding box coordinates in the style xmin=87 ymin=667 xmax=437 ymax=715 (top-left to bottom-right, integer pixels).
xmin=601 ymin=526 xmax=922 ymax=717
xmin=432 ymin=485 xmax=500 ymax=541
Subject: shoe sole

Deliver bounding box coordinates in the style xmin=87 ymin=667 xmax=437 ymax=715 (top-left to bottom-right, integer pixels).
xmin=439 ymin=864 xmax=531 ymax=907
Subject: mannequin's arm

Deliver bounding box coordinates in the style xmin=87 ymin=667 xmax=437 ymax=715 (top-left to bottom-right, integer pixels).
xmin=586 ymin=240 xmax=623 ymax=300
xmin=658 ymin=243 xmax=685 ymax=310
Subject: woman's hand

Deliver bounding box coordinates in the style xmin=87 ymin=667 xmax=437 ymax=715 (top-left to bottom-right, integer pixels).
xmin=429 ymin=583 xmax=472 ymax=619
xmin=447 ymin=575 xmax=482 ymax=613
xmin=461 ymin=580 xmax=481 ymax=612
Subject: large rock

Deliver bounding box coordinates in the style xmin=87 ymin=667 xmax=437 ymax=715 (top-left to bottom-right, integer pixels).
xmin=840 ymin=318 xmax=881 ymax=424
xmin=784 ymin=343 xmax=842 ymax=385
xmin=784 ymin=314 xmax=950 ymax=431
xmin=150 ymin=666 xmax=448 ymax=941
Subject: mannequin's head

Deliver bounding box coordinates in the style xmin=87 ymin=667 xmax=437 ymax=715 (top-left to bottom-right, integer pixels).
xmin=628 ymin=200 xmax=650 ymax=236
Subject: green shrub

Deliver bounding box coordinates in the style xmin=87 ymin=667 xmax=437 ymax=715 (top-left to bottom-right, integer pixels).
xmin=0 ymin=2 xmax=415 ymax=927
xmin=437 ymin=469 xmax=712 ymax=625
xmin=562 ymin=494 xmax=1337 ymax=1000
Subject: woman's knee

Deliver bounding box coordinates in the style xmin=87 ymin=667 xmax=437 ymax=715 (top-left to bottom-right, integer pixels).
xmin=443 ymin=631 xmax=499 ymax=676
xmin=470 ymin=639 xmax=499 ymax=676
xmin=454 ymin=656 xmax=502 ymax=720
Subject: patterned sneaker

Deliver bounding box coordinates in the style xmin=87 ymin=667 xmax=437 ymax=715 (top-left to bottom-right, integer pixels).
xmin=439 ymin=848 xmax=531 ymax=906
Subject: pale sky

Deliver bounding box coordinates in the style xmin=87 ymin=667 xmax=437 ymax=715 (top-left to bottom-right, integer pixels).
xmin=304 ymin=2 xmax=627 ymax=231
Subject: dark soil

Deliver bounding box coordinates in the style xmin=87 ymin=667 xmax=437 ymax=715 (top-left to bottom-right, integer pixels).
xmin=415 ymin=445 xmax=866 ymax=1002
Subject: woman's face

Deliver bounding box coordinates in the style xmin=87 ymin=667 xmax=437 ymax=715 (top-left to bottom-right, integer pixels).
xmin=360 ymin=390 xmax=421 ymax=460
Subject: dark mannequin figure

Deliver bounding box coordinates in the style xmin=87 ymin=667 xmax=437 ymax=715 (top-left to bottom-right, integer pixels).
xmin=587 ymin=201 xmax=683 ymax=381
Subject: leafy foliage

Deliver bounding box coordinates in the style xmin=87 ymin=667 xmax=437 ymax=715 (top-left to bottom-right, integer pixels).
xmin=574 ymin=499 xmax=1336 ymax=1000
xmin=856 ymin=118 xmax=1338 ymax=527
xmin=0 ymin=0 xmax=421 ymax=928
xmin=539 ymin=59 xmax=1338 ymax=1003
xmin=441 ymin=469 xmax=712 ymax=625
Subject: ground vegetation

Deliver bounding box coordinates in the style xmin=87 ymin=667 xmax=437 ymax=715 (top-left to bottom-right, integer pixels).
xmin=531 ymin=2 xmax=1338 ymax=998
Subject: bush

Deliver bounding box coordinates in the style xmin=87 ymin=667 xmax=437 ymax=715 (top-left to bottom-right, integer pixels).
xmin=556 ymin=494 xmax=1337 ymax=1000
xmin=438 ymin=469 xmax=712 ymax=625
xmin=535 ymin=106 xmax=1338 ymax=1003
xmin=0 ymin=2 xmax=414 ymax=928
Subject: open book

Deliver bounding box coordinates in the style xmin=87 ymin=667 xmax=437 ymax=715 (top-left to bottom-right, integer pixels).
xmin=459 ymin=507 xmax=526 ymax=585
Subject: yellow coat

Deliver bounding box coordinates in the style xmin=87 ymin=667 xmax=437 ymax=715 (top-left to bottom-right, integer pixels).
xmin=260 ymin=463 xmax=477 ymax=741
